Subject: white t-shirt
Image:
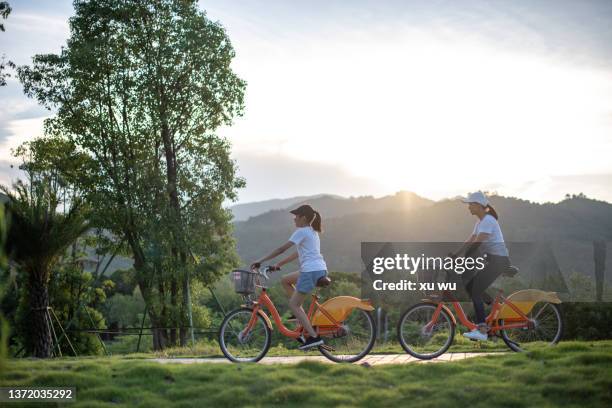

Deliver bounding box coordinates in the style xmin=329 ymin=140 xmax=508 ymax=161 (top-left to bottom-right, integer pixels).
xmin=472 ymin=214 xmax=509 ymax=256
xmin=289 ymin=227 xmax=328 ymax=272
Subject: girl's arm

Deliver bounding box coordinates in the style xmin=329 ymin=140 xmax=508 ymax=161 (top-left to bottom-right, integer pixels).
xmin=275 ymin=252 xmax=299 ymax=269
xmin=251 ymin=241 xmax=294 ymax=268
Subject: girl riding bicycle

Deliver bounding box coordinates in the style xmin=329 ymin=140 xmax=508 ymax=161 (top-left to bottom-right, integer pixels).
xmin=454 ymin=191 xmax=510 ymax=341
xmin=250 ymin=204 xmax=328 ymax=350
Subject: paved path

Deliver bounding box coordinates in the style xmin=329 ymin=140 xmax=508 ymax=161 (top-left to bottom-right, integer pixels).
xmin=152 ymin=352 xmax=504 ymax=366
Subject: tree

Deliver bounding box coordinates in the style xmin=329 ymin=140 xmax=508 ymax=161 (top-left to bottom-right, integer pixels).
xmin=0 ymin=1 xmax=15 ymax=86
xmin=1 ymin=181 xmax=90 ymax=357
xmin=46 ymin=263 xmax=109 ymax=355
xmin=0 ymin=201 xmax=9 ymax=368
xmin=0 ymin=1 xmax=10 ymax=31
xmin=19 ymin=0 xmax=246 ymax=349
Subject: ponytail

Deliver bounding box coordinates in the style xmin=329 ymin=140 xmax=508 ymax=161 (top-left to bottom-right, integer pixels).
xmin=310 ymin=211 xmax=322 ymax=232
xmin=486 ymin=204 xmax=499 ymax=220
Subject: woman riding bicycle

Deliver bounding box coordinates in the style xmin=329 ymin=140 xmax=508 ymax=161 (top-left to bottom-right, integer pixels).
xmin=453 ymin=191 xmax=510 ymax=341
xmin=250 ymin=204 xmax=328 ymax=350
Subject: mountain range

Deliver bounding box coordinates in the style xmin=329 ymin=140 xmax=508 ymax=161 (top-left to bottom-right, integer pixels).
xmin=233 ymin=192 xmax=612 ymax=282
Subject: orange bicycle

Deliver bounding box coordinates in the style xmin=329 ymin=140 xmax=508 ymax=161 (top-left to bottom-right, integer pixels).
xmin=219 ymin=266 xmax=377 ymax=363
xmin=397 ymin=288 xmax=563 ymax=359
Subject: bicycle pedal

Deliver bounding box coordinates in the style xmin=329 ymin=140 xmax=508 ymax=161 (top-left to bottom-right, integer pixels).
xmin=319 ymin=344 xmax=335 ymax=352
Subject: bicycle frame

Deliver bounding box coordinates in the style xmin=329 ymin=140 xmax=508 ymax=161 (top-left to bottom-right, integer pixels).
xmin=244 ymin=287 xmax=344 ymax=339
xmin=425 ymin=291 xmax=533 ymax=334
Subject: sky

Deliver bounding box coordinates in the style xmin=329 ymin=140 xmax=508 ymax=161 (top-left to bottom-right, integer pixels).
xmin=1 ymin=0 xmax=612 ymax=204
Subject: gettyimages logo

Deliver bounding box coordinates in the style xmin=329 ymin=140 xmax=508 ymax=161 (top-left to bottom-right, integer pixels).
xmin=369 ymin=251 xmax=485 ymax=292
xmin=370 ymin=252 xmax=486 ymax=292
xmin=372 ymin=253 xmax=486 ymax=274
xmin=361 ymin=241 xmax=609 ymax=305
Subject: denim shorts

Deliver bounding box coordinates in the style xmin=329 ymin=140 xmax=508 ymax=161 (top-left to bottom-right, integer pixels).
xmin=296 ymin=270 xmax=328 ymax=294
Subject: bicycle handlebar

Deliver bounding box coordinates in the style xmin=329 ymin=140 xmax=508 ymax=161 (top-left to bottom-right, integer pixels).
xmin=250 ymin=265 xmax=281 ymax=280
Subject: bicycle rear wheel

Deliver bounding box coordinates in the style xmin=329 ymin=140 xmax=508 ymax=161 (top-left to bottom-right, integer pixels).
xmin=318 ymin=309 xmax=376 ymax=363
xmin=397 ymin=303 xmax=455 ymax=360
xmin=500 ymin=302 xmax=563 ymax=352
xmin=219 ymin=307 xmax=271 ymax=363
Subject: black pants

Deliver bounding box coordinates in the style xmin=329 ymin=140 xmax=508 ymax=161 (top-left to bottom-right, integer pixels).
xmin=462 ymin=254 xmax=510 ymax=324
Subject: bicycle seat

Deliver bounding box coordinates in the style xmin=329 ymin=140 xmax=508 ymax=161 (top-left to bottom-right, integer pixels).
xmin=316 ymin=276 xmax=332 ymax=288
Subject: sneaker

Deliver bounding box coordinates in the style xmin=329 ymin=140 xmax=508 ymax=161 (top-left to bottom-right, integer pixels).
xmin=295 ymin=335 xmax=306 ymax=345
xmin=298 ymin=336 xmax=324 ymax=350
xmin=463 ymin=329 xmax=488 ymax=341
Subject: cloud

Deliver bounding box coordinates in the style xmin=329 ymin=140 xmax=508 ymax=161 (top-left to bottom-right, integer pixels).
xmin=497 ymin=173 xmax=612 ymax=204
xmin=0 ymin=159 xmax=26 ymax=188
xmin=7 ymin=13 xmax=69 ymax=34
xmin=0 ymin=116 xmax=48 ymax=163
xmin=231 ymin=151 xmax=388 ymax=203
xmin=548 ymin=173 xmax=612 ymax=202
xmin=0 ymin=78 xmax=50 ymax=157
xmin=2 ymin=0 xmax=611 ymax=206
xmin=205 ymin=0 xmax=612 ymax=69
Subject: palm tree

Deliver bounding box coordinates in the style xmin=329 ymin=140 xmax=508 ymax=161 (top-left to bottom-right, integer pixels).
xmin=2 ymin=180 xmax=89 ymax=358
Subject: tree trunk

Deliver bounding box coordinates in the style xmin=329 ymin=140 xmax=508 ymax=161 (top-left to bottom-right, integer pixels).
xmin=179 ymin=327 xmax=188 ymax=347
xmin=28 ymin=273 xmax=52 ymax=358
xmin=161 ymin=114 xmax=190 ymax=349
xmin=133 ymin=254 xmax=170 ymax=352
xmin=594 ymin=241 xmax=606 ymax=302
xmin=151 ymin=324 xmax=167 ymax=350
xmin=180 ymin=262 xmax=190 ymax=347
xmin=170 ymin=276 xmax=178 ymax=346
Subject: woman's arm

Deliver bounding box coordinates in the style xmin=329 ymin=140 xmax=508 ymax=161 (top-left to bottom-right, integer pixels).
xmin=452 ymin=234 xmax=477 ymax=257
xmin=275 ymin=252 xmax=299 ymax=269
xmin=472 ymin=232 xmax=490 ymax=242
xmin=251 ymin=241 xmax=294 ymax=268
xmin=464 ymin=232 xmax=490 ymax=257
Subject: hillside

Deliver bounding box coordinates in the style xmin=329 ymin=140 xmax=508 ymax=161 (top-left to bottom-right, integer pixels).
xmin=229 ymin=191 xmax=432 ymax=221
xmin=234 ymin=191 xmax=435 ymax=263
xmin=229 ymin=194 xmax=338 ymax=221
xmin=234 ymin=193 xmax=612 ymax=282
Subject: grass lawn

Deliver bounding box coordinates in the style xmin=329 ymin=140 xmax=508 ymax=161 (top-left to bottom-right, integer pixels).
xmin=2 ymin=341 xmax=611 ymax=407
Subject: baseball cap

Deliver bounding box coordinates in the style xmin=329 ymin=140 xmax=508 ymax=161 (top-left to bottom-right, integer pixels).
xmin=461 ymin=191 xmax=489 ymax=207
xmin=290 ymin=204 xmax=315 ymax=217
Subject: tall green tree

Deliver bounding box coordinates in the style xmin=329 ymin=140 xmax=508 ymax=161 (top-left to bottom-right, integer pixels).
xmin=19 ymin=0 xmax=246 ymax=349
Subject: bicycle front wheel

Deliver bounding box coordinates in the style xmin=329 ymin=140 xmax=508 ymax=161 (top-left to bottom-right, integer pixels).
xmin=318 ymin=309 xmax=376 ymax=363
xmin=397 ymin=303 xmax=455 ymax=360
xmin=219 ymin=307 xmax=272 ymax=363
xmin=500 ymin=302 xmax=563 ymax=352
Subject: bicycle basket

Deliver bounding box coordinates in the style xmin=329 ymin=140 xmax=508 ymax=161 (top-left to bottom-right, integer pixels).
xmin=232 ymin=269 xmax=256 ymax=294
